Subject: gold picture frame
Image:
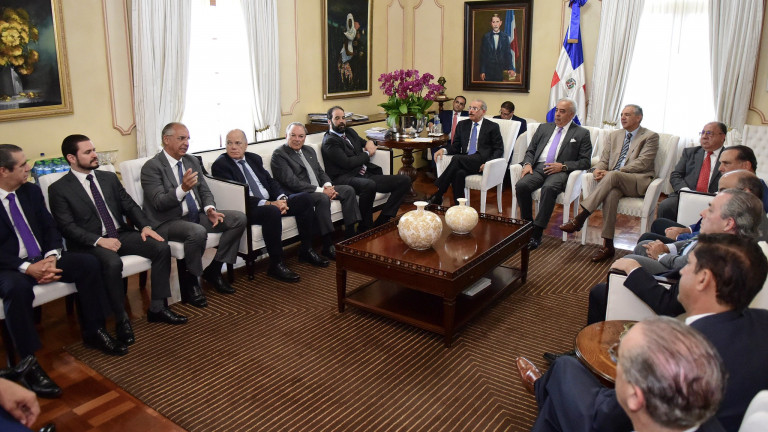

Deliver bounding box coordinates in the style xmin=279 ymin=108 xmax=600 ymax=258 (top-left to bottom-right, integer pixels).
xmin=322 ymin=0 xmax=372 ymax=100
xmin=0 ymin=0 xmax=73 ymax=121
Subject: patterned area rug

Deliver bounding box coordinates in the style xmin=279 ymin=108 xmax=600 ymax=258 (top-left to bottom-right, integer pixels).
xmin=67 ymin=237 xmax=627 ymax=431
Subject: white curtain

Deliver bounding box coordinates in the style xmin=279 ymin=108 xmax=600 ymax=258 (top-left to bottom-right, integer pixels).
xmin=131 ymin=1 xmax=192 ymax=157
xmin=621 ymin=0 xmax=713 ymax=145
xmin=585 ymin=0 xmax=645 ymax=128
xmin=709 ymin=0 xmax=763 ymax=132
xmin=240 ymin=0 xmax=281 ymax=141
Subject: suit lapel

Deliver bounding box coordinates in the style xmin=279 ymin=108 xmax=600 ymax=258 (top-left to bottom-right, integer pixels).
xmin=627 ymin=127 xmax=644 ymax=160
xmin=556 ymin=125 xmax=578 ymax=159
xmin=65 ymin=172 xmax=101 ymax=217
xmin=157 ymin=152 xmax=180 ymax=188
xmin=95 ymin=171 xmax=123 ymax=224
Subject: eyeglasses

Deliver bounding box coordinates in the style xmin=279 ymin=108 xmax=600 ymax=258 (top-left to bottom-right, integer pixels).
xmin=699 ymin=131 xmax=724 ymax=137
xmin=468 ymin=106 xmax=482 ymax=112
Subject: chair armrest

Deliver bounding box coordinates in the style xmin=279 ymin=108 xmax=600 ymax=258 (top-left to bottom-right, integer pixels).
xmin=581 ymin=172 xmax=597 ymax=199
xmin=677 ymin=190 xmax=715 ymax=226
xmin=436 ymin=155 xmax=453 ymax=178
xmin=205 ymin=175 xmax=248 ymax=213
xmin=479 ymin=158 xmax=506 ymax=189
xmin=563 ymin=170 xmax=584 ymax=203
xmin=641 ymin=178 xmax=665 ymax=219
xmin=371 ymin=147 xmax=392 ymax=175
xmin=605 ymin=270 xmax=663 ymax=321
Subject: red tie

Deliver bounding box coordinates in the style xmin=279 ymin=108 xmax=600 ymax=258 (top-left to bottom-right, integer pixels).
xmin=695 ymin=151 xmax=713 ymax=192
xmin=450 ymin=112 xmax=459 ymax=138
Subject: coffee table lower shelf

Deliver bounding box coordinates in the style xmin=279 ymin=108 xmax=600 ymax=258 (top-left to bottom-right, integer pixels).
xmin=343 ymin=265 xmax=523 ymax=345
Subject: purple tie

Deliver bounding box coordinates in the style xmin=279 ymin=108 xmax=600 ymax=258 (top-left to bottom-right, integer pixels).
xmin=545 ymin=127 xmax=564 ymax=164
xmin=7 ymin=193 xmax=42 ymax=259
xmin=86 ymin=174 xmax=119 ymax=238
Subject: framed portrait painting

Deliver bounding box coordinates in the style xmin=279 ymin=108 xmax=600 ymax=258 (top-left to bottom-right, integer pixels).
xmin=322 ymin=0 xmax=372 ymax=99
xmin=0 ymin=0 xmax=72 ymax=121
xmin=463 ymin=0 xmax=533 ymax=92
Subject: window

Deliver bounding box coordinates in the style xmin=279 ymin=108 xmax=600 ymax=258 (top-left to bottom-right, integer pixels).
xmin=182 ymin=0 xmax=255 ymax=152
xmin=621 ymin=0 xmax=714 ymax=142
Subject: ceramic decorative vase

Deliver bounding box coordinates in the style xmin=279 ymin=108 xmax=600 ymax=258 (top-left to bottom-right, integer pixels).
xmin=444 ymin=198 xmax=479 ymax=234
xmin=397 ymin=201 xmax=443 ymax=250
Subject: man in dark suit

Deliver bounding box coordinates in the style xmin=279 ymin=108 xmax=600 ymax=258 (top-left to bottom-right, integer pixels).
xmin=428 ymin=99 xmax=504 ymax=206
xmin=49 ymin=135 xmax=186 ymax=333
xmin=437 ymin=96 xmax=469 ymax=140
xmin=493 ymin=101 xmax=527 ymax=137
xmin=560 ymin=105 xmax=659 ymax=261
xmin=657 ymin=122 xmax=726 ymax=221
xmin=517 ymin=234 xmax=768 ymax=432
xmin=271 ymin=123 xmax=361 ymax=256
xmin=0 ymin=145 xmax=127 ymax=399
xmin=140 ymin=123 xmax=246 ymax=307
xmin=479 ymin=13 xmax=514 ymax=82
xmin=515 ymin=98 xmax=593 ymax=249
xmin=322 ymin=106 xmax=410 ymax=232
xmin=211 ymin=129 xmax=328 ymax=282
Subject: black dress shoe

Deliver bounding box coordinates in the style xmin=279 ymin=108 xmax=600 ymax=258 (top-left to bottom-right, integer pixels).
xmin=267 ymin=262 xmax=301 ymax=282
xmin=21 ymin=361 xmax=61 ymax=398
xmin=39 ymin=424 xmax=56 ymax=432
xmin=0 ymin=354 xmax=36 ymax=381
xmin=115 ymin=319 xmax=135 ymax=345
xmin=543 ymin=350 xmax=577 ymax=364
xmin=203 ymin=271 xmax=236 ymax=294
xmin=528 ymin=237 xmax=542 ymax=250
xmin=299 ymin=249 xmax=330 ymax=267
xmin=147 ymin=307 xmax=188 ymax=325
xmin=180 ymin=281 xmax=208 ymax=308
xmin=427 ymin=194 xmax=443 ymax=205
xmin=321 ymin=245 xmax=336 ymax=261
xmin=83 ymin=328 xmax=128 ymax=356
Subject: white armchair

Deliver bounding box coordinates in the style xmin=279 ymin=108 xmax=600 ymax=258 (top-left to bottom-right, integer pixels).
xmin=580 ymin=133 xmax=680 ymax=244
xmin=676 ymin=190 xmax=715 ymax=227
xmin=742 ymin=125 xmax=768 ymax=181
xmin=435 ymin=118 xmax=520 ymax=213
xmin=509 ymin=123 xmax=600 ymax=241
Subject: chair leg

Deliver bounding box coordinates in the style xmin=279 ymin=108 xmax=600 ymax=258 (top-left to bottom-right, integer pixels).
xmin=496 ymin=185 xmax=503 ymax=214
xmin=581 ymin=216 xmax=588 ymax=245
xmin=562 ymin=200 xmax=571 ymax=242
xmin=479 ymin=191 xmax=487 ymax=214
xmin=139 ymin=271 xmax=148 ymax=290
xmin=640 ymin=216 xmax=649 ymax=235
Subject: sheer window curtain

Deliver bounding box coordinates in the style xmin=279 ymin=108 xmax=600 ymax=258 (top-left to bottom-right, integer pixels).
xmin=240 ymin=0 xmax=281 ymax=141
xmin=585 ymin=0 xmax=645 ymax=128
xmin=709 ymin=0 xmax=763 ymax=133
xmin=621 ymin=0 xmax=714 ymax=147
xmin=131 ymin=1 xmax=191 ymax=157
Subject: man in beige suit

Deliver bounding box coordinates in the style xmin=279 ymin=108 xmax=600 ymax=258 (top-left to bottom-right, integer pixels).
xmin=560 ymin=105 xmax=659 ymax=261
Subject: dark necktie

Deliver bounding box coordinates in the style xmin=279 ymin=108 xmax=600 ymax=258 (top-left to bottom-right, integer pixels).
xmin=613 ymin=132 xmax=632 ymax=170
xmin=237 ymin=160 xmax=265 ymax=200
xmin=696 ymin=152 xmax=713 ymax=192
xmin=176 ymin=161 xmax=200 ymax=223
xmin=546 ymin=127 xmax=564 ymax=164
xmin=468 ymin=122 xmax=479 ymax=155
xmin=86 ymin=174 xmax=119 ymax=238
xmin=298 ymin=151 xmax=319 ymax=186
xmin=7 ymin=193 xmax=41 ymax=260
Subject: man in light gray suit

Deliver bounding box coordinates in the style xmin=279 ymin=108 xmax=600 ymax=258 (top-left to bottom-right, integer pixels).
xmin=271 ymin=123 xmax=361 ymax=258
xmin=140 ymin=122 xmax=246 ymax=308
xmin=515 ymin=98 xmax=592 ymax=250
xmin=560 ymin=105 xmax=659 ymax=262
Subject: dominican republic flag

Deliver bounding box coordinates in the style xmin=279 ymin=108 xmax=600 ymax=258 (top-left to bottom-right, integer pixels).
xmin=504 ymin=10 xmax=518 ymax=73
xmin=546 ymin=0 xmax=587 ymax=125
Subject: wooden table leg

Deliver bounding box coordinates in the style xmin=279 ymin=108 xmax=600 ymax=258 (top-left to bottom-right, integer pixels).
xmin=336 ymin=268 xmax=347 ymax=312
xmin=397 ymin=148 xmax=424 ymax=203
xmin=443 ymin=296 xmax=457 ymax=347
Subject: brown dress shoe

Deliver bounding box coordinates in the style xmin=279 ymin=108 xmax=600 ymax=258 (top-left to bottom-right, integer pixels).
xmin=559 ymin=218 xmax=583 ymax=233
xmin=590 ymin=245 xmax=616 ymax=262
xmin=516 ymin=357 xmax=542 ymax=395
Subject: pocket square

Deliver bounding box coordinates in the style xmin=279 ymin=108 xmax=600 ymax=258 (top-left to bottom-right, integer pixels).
xmin=570 ymin=138 xmax=577 ymax=142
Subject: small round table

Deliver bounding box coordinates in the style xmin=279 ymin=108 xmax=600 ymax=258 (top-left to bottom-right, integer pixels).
xmin=377 ymin=133 xmax=449 ymax=202
xmin=574 ymin=320 xmax=637 ymax=387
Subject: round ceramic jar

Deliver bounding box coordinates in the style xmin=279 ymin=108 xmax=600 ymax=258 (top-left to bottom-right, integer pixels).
xmin=397 ymin=201 xmax=443 ymax=250
xmin=445 ymin=198 xmax=479 ymax=234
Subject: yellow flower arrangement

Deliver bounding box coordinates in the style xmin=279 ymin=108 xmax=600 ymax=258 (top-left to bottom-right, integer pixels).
xmin=0 ymin=7 xmax=39 ymax=76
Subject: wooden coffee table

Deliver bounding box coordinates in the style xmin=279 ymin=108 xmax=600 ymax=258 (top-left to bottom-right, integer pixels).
xmin=336 ymin=207 xmax=531 ymax=347
xmin=574 ymin=320 xmax=637 ymax=386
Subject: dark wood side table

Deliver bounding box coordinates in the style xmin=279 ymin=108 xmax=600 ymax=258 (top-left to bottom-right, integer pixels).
xmin=376 ymin=134 xmax=449 ymax=202
xmin=336 ymin=209 xmax=531 ymax=347
xmin=574 ymin=320 xmax=637 ymax=387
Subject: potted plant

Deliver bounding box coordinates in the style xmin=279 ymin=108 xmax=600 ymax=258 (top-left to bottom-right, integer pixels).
xmin=378 ymin=69 xmax=443 ymax=137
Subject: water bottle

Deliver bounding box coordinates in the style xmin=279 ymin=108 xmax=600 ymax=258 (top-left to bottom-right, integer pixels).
xmin=60 ymin=158 xmax=70 ymax=172
xmin=433 ymin=115 xmax=441 ymax=134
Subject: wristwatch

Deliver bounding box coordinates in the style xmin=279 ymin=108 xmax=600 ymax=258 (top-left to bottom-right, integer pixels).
xmin=562 ymin=163 xmax=569 ymax=172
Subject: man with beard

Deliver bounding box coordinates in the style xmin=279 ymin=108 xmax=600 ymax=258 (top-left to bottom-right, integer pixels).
xmin=321 ymin=106 xmax=410 ymax=233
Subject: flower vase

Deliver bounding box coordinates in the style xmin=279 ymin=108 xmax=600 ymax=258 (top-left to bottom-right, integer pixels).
xmin=445 ymin=198 xmax=479 ymax=234
xmin=397 ymin=115 xmax=418 ymax=138
xmin=397 ymin=201 xmax=443 ymax=250
xmin=0 ymin=66 xmax=22 ymax=97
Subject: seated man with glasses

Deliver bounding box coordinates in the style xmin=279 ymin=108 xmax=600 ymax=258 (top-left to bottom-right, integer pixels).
xmin=656 ymin=122 xmax=726 ymax=221
xmin=493 ymin=100 xmax=527 ymax=138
